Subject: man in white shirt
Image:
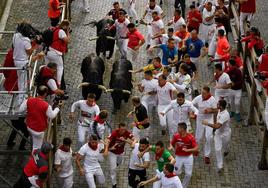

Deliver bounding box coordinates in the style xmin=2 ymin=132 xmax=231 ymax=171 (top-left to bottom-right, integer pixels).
xmin=213 ymin=63 xmax=232 ymax=102
xmin=157 ymin=74 xmax=177 ymax=137
xmin=199 ymin=2 xmax=216 ymax=44
xmin=154 ymin=28 xmax=181 ymax=47
xmin=192 ymin=86 xmax=217 ymax=164
xmin=202 ymin=99 xmax=231 ymax=173
xmin=69 ymin=93 xmax=100 ymax=149
xmin=138 ymin=70 xmax=158 ymax=114
xmin=128 ymin=138 xmax=150 ymax=188
xmin=76 ymin=135 xmax=109 ymax=188
xmin=113 ymin=11 xmax=130 ymax=58
xmin=54 ymin=137 xmax=74 ymax=188
xmin=160 ymin=92 xmax=198 ymax=134
xmin=138 ymin=163 xmax=183 ymax=188
xmin=126 ymin=0 xmax=139 ymax=24
xmin=167 ymin=9 xmax=186 ymax=32
xmin=142 ymin=0 xmax=163 ymax=48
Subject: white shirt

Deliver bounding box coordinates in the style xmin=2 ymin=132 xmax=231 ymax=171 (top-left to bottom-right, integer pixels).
xmin=129 ymin=143 xmax=150 ymax=170
xmin=47 ymin=79 xmax=58 ymax=91
xmin=151 ymin=19 xmax=164 ymax=36
xmin=171 ymin=16 xmax=186 ymax=32
xmin=145 ymin=5 xmax=163 ymax=20
xmin=50 ymin=29 xmax=67 ymax=55
xmin=13 ymin=33 xmax=31 ymax=62
xmin=216 ymin=109 xmax=231 ymax=134
xmin=78 ymin=143 xmax=104 ymax=172
xmin=173 ymin=73 xmax=192 ymax=96
xmin=157 ymin=82 xmax=176 ymax=105
xmin=192 ymin=95 xmax=217 ymax=122
xmin=202 ymin=6 xmax=216 ymax=25
xmin=161 ymin=34 xmax=181 ymax=47
xmin=71 ymin=100 xmax=100 ymax=126
xmin=215 ymin=72 xmax=231 ymax=97
xmin=141 ymin=78 xmax=158 ymax=103
xmin=163 ymin=100 xmax=198 ymax=125
xmin=54 ymin=148 xmax=73 ymax=178
xmin=19 ymin=99 xmax=60 ymax=119
xmin=89 ymin=121 xmax=111 ymax=140
xmin=115 ymin=18 xmax=130 ymax=37
xmin=156 ymin=171 xmax=183 ymax=188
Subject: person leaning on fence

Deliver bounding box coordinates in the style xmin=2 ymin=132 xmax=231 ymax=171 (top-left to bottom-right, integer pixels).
xmin=13 ymin=141 xmax=53 ymax=188
xmin=54 ymin=137 xmax=74 ymax=188
xmin=18 ymin=85 xmax=61 ymax=151
xmin=45 ymin=20 xmax=71 ymax=88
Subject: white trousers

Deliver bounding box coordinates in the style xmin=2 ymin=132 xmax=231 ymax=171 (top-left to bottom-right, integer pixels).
xmin=116 ymin=38 xmax=128 ymax=58
xmin=214 ymin=130 xmax=231 ymax=169
xmin=127 ymin=2 xmax=138 ymax=21
xmin=132 ymin=126 xmax=150 ymax=140
xmin=146 ymin=25 xmax=152 ymax=45
xmin=45 ymin=50 xmax=63 ymax=85
xmin=85 ymin=168 xmax=105 ymax=188
xmin=195 ymin=117 xmax=213 ymax=157
xmin=27 ymin=127 xmax=45 ymax=151
xmin=158 ymin=105 xmax=174 ymax=138
xmin=57 ymin=174 xmax=73 ymax=188
xmin=82 ymin=0 xmax=90 ymax=10
xmin=199 ymin=23 xmax=214 ymax=44
xmin=175 ymin=155 xmax=193 ymax=188
xmin=127 ymin=47 xmax=139 ymax=63
xmin=240 ymin=12 xmax=253 ymax=36
xmin=108 ymin=151 xmax=124 ymax=186
xmin=208 ymin=40 xmax=217 ymax=57
xmin=214 ymin=89 xmax=230 ymax=104
xmin=153 ymin=180 xmax=162 ymax=188
xmin=229 ymin=89 xmax=242 ymax=113
xmin=14 ymin=60 xmax=28 ymax=105
xmin=77 ymin=125 xmax=90 ymax=149
xmin=141 ymin=97 xmax=156 ymax=115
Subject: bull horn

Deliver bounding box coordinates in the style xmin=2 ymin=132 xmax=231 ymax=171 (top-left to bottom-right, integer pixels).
xmin=106 ymin=36 xmax=115 ymax=40
xmin=77 ymin=82 xmax=90 ymax=89
xmin=105 ymin=89 xmax=114 ymax=93
xmin=98 ymin=85 xmax=107 ymax=91
xmin=89 ymin=37 xmax=99 ymax=41
xmin=122 ymin=90 xmax=131 ymax=94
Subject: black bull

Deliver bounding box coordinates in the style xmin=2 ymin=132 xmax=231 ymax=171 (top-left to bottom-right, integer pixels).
xmin=109 ymin=59 xmax=133 ymax=112
xmin=80 ymin=54 xmax=105 ymax=100
xmin=89 ymin=18 xmax=116 ymax=59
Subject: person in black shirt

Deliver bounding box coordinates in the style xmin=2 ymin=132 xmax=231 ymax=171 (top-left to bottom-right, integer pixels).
xmin=128 ymin=96 xmax=150 ymax=140
xmin=107 ymin=1 xmax=127 ymax=21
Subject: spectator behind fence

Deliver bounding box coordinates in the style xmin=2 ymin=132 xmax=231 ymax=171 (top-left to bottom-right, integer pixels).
xmin=45 ymin=20 xmax=71 ymax=88
xmin=255 ymin=46 xmax=268 ymax=94
xmin=13 ymin=141 xmax=53 ymax=188
xmin=19 ymin=86 xmax=61 ymax=151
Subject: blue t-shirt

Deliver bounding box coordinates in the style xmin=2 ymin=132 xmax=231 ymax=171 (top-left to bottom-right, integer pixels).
xmin=185 ymin=38 xmax=204 ymax=58
xmin=160 ymin=44 xmax=178 ymax=66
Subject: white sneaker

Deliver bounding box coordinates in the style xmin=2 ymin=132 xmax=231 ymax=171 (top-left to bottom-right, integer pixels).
xmin=83 ymin=8 xmax=90 ymax=13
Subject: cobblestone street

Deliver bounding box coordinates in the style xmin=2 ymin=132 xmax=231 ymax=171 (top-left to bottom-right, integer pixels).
xmin=0 ymin=0 xmax=268 ymax=187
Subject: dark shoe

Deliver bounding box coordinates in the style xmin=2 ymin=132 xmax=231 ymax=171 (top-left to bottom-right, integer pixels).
xmin=204 ymin=157 xmax=210 ymax=164
xmin=161 ymin=130 xmax=166 ymax=135
xmin=146 ymin=45 xmax=150 ymax=50
xmin=112 ymin=185 xmax=117 ymax=188
xmin=224 ymin=152 xmax=229 ymax=157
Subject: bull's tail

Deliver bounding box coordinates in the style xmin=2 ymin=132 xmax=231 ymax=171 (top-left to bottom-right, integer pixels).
xmin=84 ymin=20 xmax=97 ymax=27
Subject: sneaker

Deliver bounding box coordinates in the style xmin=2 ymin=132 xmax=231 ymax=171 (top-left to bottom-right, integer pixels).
xmin=229 ymin=111 xmax=235 ymax=118
xmin=246 ymin=21 xmax=250 ymax=28
xmin=112 ymin=184 xmax=117 ymax=188
xmin=161 ymin=130 xmax=166 ymax=135
xmin=204 ymin=157 xmax=210 ymax=164
xmin=235 ymin=113 xmax=242 ymax=122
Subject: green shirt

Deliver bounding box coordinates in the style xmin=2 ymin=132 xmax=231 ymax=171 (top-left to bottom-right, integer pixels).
xmin=151 ymin=145 xmax=171 ymax=172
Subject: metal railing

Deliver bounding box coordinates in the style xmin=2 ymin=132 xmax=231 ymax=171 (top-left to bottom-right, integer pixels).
xmin=230 ymin=1 xmax=268 ymax=170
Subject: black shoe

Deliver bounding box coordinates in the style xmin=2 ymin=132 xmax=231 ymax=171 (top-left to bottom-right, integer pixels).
xmin=112 ymin=184 xmax=117 ymax=188
xmin=146 ymin=45 xmax=150 ymax=50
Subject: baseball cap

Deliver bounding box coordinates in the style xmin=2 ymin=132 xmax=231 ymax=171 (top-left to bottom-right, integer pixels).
xmin=41 ymin=141 xmax=53 ymax=154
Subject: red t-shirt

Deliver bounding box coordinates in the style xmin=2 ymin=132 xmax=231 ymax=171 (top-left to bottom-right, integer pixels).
xmin=127 ymin=29 xmax=145 ymax=49
xmin=171 ymin=133 xmax=197 ymax=156
xmin=187 ymin=10 xmax=202 ymax=29
xmin=240 ymin=0 xmax=256 ymax=13
xmin=109 ymin=129 xmax=133 ymax=154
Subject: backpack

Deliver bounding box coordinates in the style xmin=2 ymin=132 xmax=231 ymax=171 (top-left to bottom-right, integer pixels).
xmin=42 ymin=27 xmax=58 ymax=50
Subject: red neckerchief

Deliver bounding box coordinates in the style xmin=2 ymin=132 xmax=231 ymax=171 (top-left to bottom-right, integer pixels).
xmin=214 ymin=72 xmax=223 ymax=82
xmin=155 ymin=148 xmax=164 ymax=160
xmin=59 ymin=145 xmax=70 ymax=152
xmin=88 ymin=142 xmax=98 ymax=150
xmin=153 ymin=16 xmax=161 ymax=22
xmin=165 ymin=172 xmax=177 ymax=178
xmin=174 ymin=15 xmax=181 ymax=23
xmin=94 ymin=115 xmax=105 ymax=124
xmin=154 ymin=63 xmax=162 ymax=69
xmin=202 ymin=93 xmax=212 ymax=101
xmin=118 ymin=18 xmax=125 ymax=23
